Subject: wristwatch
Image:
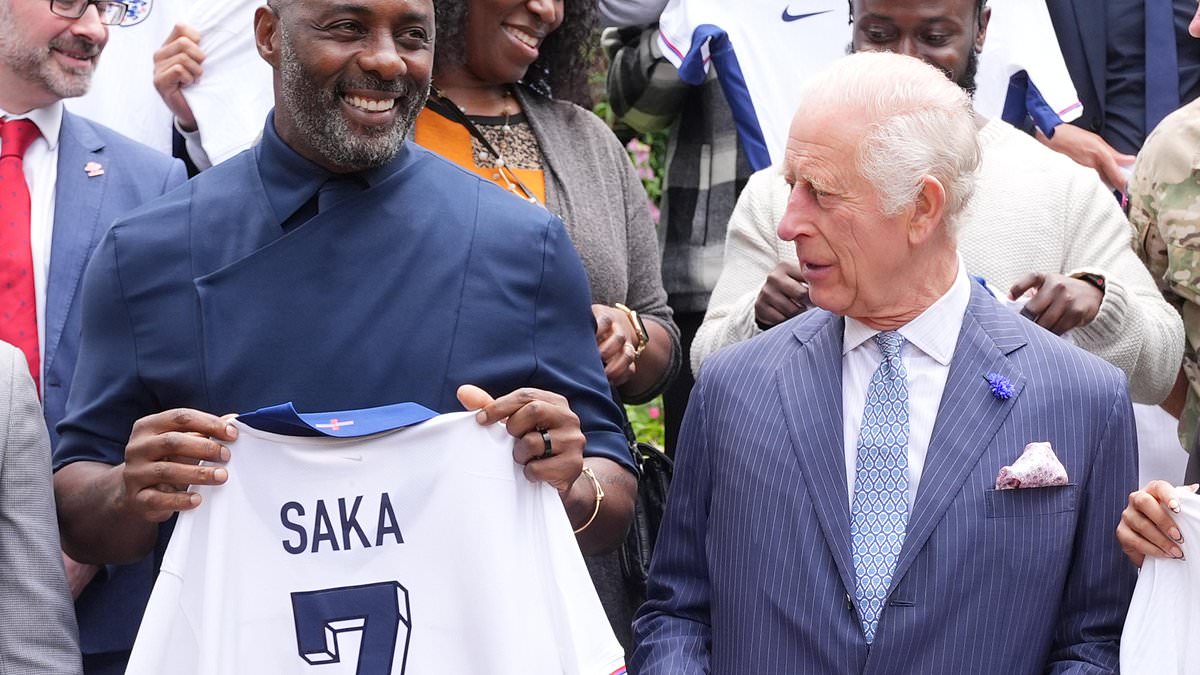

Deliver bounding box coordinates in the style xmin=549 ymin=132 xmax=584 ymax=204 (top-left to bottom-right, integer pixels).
xmin=614 ymin=303 xmax=650 ymax=357
xmin=1069 ymin=271 xmax=1106 ymax=295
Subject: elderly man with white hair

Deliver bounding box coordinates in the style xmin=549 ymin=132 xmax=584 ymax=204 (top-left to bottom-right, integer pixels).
xmin=690 ymin=0 xmax=1183 ymax=409
xmin=632 ymin=51 xmax=1136 ymax=674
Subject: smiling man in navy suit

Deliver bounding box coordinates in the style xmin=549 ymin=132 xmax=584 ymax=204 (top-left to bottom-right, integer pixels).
xmin=0 ymin=0 xmax=186 ymax=671
xmin=632 ymin=51 xmax=1137 ymax=674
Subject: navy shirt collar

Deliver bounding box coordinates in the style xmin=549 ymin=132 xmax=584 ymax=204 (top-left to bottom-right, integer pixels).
xmin=254 ymin=110 xmax=416 ymax=227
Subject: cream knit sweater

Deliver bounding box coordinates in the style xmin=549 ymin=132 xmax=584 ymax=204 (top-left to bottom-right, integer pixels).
xmin=692 ymin=119 xmax=1184 ymax=404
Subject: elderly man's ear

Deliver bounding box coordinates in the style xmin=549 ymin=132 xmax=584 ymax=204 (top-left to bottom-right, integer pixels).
xmin=907 ymin=175 xmax=948 ymax=246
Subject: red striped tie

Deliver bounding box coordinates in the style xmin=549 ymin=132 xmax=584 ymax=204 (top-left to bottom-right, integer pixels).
xmin=0 ymin=118 xmax=43 ymax=394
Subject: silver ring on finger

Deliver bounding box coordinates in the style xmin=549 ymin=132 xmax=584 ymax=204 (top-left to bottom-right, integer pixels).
xmin=538 ymin=428 xmax=553 ymax=460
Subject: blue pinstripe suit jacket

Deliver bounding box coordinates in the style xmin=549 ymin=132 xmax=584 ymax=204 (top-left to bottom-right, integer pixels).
xmin=632 ymin=283 xmax=1137 ymax=674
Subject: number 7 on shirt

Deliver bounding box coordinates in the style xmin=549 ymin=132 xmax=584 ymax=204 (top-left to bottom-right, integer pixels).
xmin=291 ymin=581 xmax=412 ymax=675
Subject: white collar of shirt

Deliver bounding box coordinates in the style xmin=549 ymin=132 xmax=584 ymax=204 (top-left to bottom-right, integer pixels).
xmin=841 ymin=259 xmax=973 ymax=508
xmin=1 ymin=101 xmax=64 ymax=151
xmin=842 ymin=259 xmax=972 ymax=363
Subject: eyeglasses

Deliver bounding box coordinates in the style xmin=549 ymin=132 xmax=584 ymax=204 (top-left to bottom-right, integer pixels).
xmin=48 ymin=0 xmax=129 ymax=25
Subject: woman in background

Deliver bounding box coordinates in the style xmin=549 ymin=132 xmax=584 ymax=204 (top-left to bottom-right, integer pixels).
xmin=417 ymin=0 xmax=681 ymax=653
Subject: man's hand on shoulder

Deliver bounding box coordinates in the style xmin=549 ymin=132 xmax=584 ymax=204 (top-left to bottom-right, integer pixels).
xmin=457 ymin=385 xmax=584 ymax=494
xmin=153 ymin=23 xmax=205 ymax=133
xmin=122 ymin=408 xmax=236 ymax=523
xmin=754 ymin=260 xmax=809 ymax=330
xmin=1035 ymin=124 xmax=1135 ymax=192
xmin=1009 ymin=272 xmax=1103 ymax=335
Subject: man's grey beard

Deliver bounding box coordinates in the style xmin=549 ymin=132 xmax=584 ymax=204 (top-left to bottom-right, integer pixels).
xmin=278 ymin=27 xmax=428 ymax=172
xmin=0 ymin=2 xmax=101 ymax=100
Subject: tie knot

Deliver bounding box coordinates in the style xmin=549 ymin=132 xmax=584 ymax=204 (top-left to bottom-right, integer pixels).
xmin=874 ymin=331 xmax=905 ymax=360
xmin=0 ymin=119 xmax=40 ymax=160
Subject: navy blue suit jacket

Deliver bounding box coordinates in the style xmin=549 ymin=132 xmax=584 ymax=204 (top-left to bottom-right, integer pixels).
xmin=55 ymin=140 xmax=627 ymax=468
xmin=633 ymin=284 xmax=1137 ymax=674
xmin=47 ymin=111 xmax=185 ymax=659
xmin=1047 ymin=0 xmax=1109 ymax=139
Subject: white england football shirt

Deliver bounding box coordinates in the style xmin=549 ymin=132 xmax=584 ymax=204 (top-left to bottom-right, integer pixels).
xmin=656 ymin=0 xmax=1080 ymax=169
xmin=657 ymin=0 xmax=849 ymax=169
xmin=1120 ymin=487 xmax=1200 ymax=675
xmin=127 ymin=408 xmax=626 ymax=675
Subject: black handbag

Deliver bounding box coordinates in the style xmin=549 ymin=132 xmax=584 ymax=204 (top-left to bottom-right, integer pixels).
xmin=617 ymin=409 xmax=674 ymax=593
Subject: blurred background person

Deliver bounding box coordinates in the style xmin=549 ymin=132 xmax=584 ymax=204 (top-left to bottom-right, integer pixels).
xmin=602 ymin=0 xmax=751 ymax=454
xmin=1129 ymin=0 xmax=1200 ymax=486
xmin=419 ymin=0 xmax=682 ymax=654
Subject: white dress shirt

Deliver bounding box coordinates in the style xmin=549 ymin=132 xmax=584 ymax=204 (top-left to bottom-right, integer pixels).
xmin=1 ymin=102 xmax=63 ymax=376
xmin=842 ymin=261 xmax=972 ymax=508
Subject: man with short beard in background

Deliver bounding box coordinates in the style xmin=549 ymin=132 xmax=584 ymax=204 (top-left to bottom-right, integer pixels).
xmin=0 ymin=0 xmax=186 ymax=671
xmin=51 ymin=0 xmax=636 ymax=651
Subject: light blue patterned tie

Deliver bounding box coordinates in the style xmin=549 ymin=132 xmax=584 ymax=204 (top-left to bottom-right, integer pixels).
xmin=851 ymin=331 xmax=910 ymax=644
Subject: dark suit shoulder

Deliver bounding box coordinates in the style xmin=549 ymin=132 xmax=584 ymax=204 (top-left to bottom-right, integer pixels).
xmin=699 ymin=308 xmax=837 ymax=383
xmin=107 ymin=145 xmax=258 ymax=238
xmin=970 ymin=294 xmax=1130 ymax=410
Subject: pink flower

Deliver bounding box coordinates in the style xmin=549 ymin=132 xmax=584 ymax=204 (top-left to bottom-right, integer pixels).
xmin=648 ymin=406 xmax=661 ymax=420
xmin=626 ymin=139 xmax=651 ymax=166
xmin=647 ymin=202 xmax=660 ymax=226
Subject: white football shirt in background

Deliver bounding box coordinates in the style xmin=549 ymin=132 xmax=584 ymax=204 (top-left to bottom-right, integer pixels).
xmin=655 ymin=0 xmax=1079 ymax=169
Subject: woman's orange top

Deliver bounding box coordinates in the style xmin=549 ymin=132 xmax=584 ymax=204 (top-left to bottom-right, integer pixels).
xmin=414 ymin=106 xmax=547 ymax=205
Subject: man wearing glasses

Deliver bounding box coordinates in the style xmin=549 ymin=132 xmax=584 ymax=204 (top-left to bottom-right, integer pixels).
xmin=0 ymin=0 xmax=185 ymax=672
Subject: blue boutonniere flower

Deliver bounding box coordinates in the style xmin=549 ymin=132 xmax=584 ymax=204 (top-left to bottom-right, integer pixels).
xmin=984 ymin=373 xmax=1014 ymax=400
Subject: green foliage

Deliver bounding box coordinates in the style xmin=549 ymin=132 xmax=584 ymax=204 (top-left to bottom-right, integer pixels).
xmin=625 ymin=396 xmax=665 ymax=449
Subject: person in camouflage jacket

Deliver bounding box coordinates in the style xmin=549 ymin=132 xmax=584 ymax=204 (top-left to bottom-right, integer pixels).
xmin=1130 ymin=96 xmax=1200 ymax=484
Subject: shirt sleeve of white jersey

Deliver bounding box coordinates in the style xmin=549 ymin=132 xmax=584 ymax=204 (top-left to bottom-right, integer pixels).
xmin=181 ymin=0 xmax=275 ymax=166
xmin=655 ymin=0 xmax=710 ymax=82
xmin=537 ymin=493 xmax=627 ymax=675
xmin=973 ymin=0 xmax=1081 ymax=123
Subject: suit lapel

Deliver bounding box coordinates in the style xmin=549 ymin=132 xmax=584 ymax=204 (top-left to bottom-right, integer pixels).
xmin=776 ymin=312 xmax=859 ymax=600
xmin=44 ymin=112 xmax=107 ymax=376
xmin=889 ymin=285 xmax=1027 ymax=585
xmin=1069 ymin=0 xmax=1107 ymax=116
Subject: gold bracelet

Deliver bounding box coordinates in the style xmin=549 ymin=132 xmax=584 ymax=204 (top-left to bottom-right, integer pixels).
xmin=573 ymin=466 xmax=605 ymax=534
xmin=613 ymin=302 xmax=650 ymax=357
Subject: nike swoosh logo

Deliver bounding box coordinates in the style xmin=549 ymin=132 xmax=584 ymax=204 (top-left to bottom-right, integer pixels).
xmin=782 ymin=7 xmax=832 ymax=22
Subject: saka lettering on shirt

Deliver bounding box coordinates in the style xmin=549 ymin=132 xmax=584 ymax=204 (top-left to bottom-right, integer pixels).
xmin=279 ymin=493 xmax=404 ymax=555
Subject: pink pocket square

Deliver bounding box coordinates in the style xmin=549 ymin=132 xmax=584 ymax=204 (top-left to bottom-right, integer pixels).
xmin=995 ymin=441 xmax=1068 ymax=490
